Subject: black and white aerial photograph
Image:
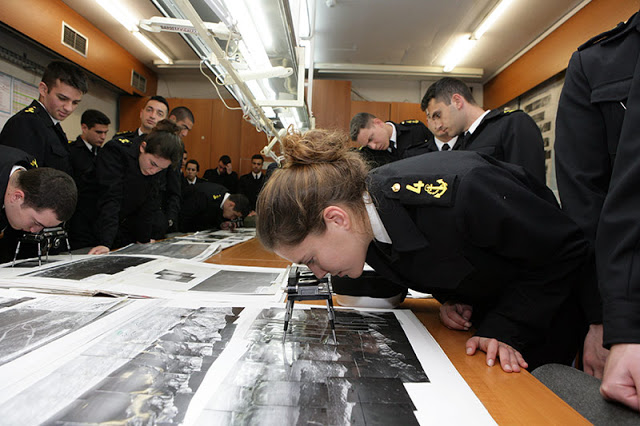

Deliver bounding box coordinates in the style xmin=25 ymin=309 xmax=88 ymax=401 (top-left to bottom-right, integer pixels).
xmin=197 ymin=308 xmax=428 ymax=424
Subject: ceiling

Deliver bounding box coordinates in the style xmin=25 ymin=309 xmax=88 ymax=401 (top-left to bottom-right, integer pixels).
xmin=61 ymin=0 xmax=588 ymax=83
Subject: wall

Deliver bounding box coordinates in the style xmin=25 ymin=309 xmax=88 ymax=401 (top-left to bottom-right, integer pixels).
xmin=484 ymin=0 xmax=638 ymax=109
xmin=0 ymin=35 xmax=119 ymax=143
xmin=1 ymin=0 xmax=157 ymax=96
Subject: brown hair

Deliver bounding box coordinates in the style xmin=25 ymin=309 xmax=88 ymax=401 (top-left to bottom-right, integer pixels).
xmin=256 ymin=129 xmax=369 ymax=250
xmin=142 ymin=119 xmax=184 ymax=169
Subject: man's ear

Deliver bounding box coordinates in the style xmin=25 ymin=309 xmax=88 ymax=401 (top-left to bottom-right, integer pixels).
xmin=323 ymin=206 xmax=351 ymax=230
xmin=372 ymin=118 xmax=385 ymax=127
xmin=8 ymin=188 xmax=25 ymax=205
xmin=451 ymin=93 xmax=465 ymax=110
xmin=226 ymin=200 xmax=235 ymax=210
xmin=139 ymin=141 xmax=147 ymax=153
xmin=38 ymin=81 xmax=48 ymax=100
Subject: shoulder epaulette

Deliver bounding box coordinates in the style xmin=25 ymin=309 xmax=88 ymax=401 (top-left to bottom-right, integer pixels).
xmin=24 ymin=105 xmax=37 ymax=114
xmin=118 ymin=138 xmax=131 ymax=144
xmin=502 ymin=108 xmax=517 ymax=114
xmin=382 ymin=174 xmax=457 ymax=207
xmin=115 ymin=130 xmax=135 ymax=135
xmin=30 ymin=159 xmax=38 ymax=168
xmin=401 ymin=120 xmax=422 ymax=125
xmin=578 ymin=14 xmax=636 ymax=51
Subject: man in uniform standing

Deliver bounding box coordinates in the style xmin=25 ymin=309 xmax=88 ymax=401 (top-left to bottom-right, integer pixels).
xmin=555 ymin=10 xmax=640 ymax=410
xmin=0 ymin=60 xmax=88 ymax=175
xmin=68 ymin=109 xmax=111 ymax=249
xmin=238 ymin=154 xmax=265 ymax=212
xmin=422 ymin=77 xmax=545 ymax=183
xmin=349 ymin=112 xmax=432 ymax=168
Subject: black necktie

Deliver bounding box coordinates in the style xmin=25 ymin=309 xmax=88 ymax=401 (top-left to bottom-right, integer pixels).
xmin=441 ymin=143 xmax=450 ymax=151
xmin=91 ymin=146 xmax=98 ymax=155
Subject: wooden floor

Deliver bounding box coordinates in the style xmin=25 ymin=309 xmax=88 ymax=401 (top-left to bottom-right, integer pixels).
xmin=208 ymin=238 xmax=589 ymax=424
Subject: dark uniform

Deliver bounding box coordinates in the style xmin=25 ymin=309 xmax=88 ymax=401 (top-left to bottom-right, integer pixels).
xmin=152 ymin=167 xmax=182 ymax=239
xmin=360 ymin=120 xmax=433 ymax=168
xmin=461 ymin=109 xmax=545 ymax=183
xmin=238 ymin=172 xmax=265 ymax=211
xmin=0 ymin=146 xmax=37 ymax=262
xmin=554 ymin=12 xmax=640 ymax=348
xmin=0 ymin=100 xmax=72 ymax=175
xmin=68 ymin=136 xmax=101 ymax=249
xmin=203 ymin=169 xmax=239 ymax=192
xmin=95 ymin=134 xmax=160 ymax=249
xmin=365 ymin=151 xmax=588 ymax=370
xmin=178 ymin=182 xmax=228 ymax=232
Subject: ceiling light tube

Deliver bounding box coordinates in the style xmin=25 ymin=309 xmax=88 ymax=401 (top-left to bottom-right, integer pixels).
xmin=443 ymin=37 xmax=476 ymax=72
xmin=133 ymin=31 xmax=173 ymax=64
xmin=94 ymin=0 xmax=138 ymax=31
xmin=472 ymin=0 xmax=514 ymax=40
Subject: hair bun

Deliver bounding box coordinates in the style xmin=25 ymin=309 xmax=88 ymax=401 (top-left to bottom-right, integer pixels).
xmin=152 ymin=118 xmax=182 ymax=135
xmin=282 ymin=129 xmax=350 ymax=166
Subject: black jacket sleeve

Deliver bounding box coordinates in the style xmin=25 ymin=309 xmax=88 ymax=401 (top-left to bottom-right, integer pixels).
xmin=554 ymin=50 xmax=608 ymax=325
xmin=95 ymin=143 xmax=126 ymax=248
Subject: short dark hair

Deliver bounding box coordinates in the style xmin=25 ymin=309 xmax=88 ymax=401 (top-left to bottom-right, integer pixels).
xmin=228 ymin=194 xmax=251 ymax=217
xmin=143 ymin=119 xmax=184 ymax=169
xmin=186 ymin=159 xmax=199 ymax=171
xmin=349 ymin=112 xmax=376 ymax=141
xmin=219 ymin=155 xmax=231 ymax=165
xmin=17 ymin=168 xmax=77 ymax=222
xmin=81 ymin=109 xmax=111 ymax=128
xmin=251 ymin=154 xmax=264 ymax=162
xmin=146 ymin=95 xmax=170 ymax=114
xmin=421 ymin=77 xmax=477 ymax=111
xmin=169 ymin=106 xmax=195 ymax=124
xmin=42 ymin=60 xmax=88 ymax=94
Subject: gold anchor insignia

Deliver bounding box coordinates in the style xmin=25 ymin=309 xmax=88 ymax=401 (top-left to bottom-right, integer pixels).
xmin=425 ymin=179 xmax=448 ymax=198
xmin=30 ymin=159 xmax=38 ymax=168
xmin=25 ymin=107 xmax=36 ymax=113
xmin=406 ymin=180 xmax=425 ymax=194
xmin=212 ymin=194 xmax=221 ymax=200
xmin=391 ymin=183 xmax=401 ymax=192
xmin=119 ymin=138 xmax=130 ymax=144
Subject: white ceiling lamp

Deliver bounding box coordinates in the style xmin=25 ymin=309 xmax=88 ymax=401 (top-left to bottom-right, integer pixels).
xmin=443 ymin=0 xmax=514 ymax=72
xmin=94 ymin=0 xmax=173 ymax=64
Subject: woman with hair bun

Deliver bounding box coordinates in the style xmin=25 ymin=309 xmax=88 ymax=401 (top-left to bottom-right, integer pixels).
xmin=89 ymin=119 xmax=183 ymax=254
xmin=257 ymin=128 xmax=589 ymax=373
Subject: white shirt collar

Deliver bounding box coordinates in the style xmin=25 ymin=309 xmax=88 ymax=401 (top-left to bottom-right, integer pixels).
xmin=81 ymin=138 xmax=95 ymax=153
xmin=363 ymin=192 xmax=392 ymax=244
xmin=252 ymin=172 xmax=262 ymax=179
xmin=467 ymin=110 xmax=490 ymax=135
xmin=435 ymin=135 xmax=459 ymax=151
xmin=386 ymin=122 xmax=397 ymax=151
xmin=37 ymin=100 xmax=59 ymax=125
xmin=220 ymin=192 xmax=230 ymax=210
xmin=187 ymin=177 xmax=197 ymax=184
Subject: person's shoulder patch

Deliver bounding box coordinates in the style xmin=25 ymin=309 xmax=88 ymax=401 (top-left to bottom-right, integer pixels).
xmin=212 ymin=194 xmax=222 ymax=200
xmin=24 ymin=105 xmax=37 ymax=114
xmin=400 ymin=119 xmax=422 ymax=125
xmin=502 ymin=108 xmax=517 ymax=114
xmin=30 ymin=159 xmax=38 ymax=168
xmin=381 ymin=174 xmax=457 ymax=206
xmin=118 ymin=138 xmax=131 ymax=144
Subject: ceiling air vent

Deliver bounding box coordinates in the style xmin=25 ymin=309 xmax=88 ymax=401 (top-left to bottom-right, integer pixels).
xmin=61 ymin=22 xmax=88 ymax=56
xmin=131 ymin=70 xmax=147 ymax=93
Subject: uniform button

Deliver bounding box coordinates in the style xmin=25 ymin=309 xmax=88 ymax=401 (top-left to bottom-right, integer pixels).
xmin=392 ymin=183 xmax=401 ymax=192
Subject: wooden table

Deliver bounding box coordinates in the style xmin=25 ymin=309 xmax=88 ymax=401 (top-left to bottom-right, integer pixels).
xmin=208 ymin=238 xmax=589 ymax=424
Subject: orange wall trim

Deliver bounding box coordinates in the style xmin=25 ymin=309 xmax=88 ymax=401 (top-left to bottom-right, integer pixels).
xmin=483 ymin=0 xmax=639 ymax=109
xmin=1 ymin=0 xmax=157 ymax=95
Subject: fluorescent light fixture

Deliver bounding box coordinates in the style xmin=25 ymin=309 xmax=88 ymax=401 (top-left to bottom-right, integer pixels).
xmin=440 ymin=0 xmax=513 ymax=72
xmin=221 ymin=0 xmax=272 ymax=70
xmin=133 ymin=31 xmax=173 ymax=64
xmin=94 ymin=0 xmax=138 ymax=31
xmin=315 ymin=62 xmax=483 ymax=78
xmin=94 ymin=0 xmax=173 ymax=65
xmin=443 ymin=37 xmax=476 ymax=72
xmin=139 ymin=17 xmax=231 ymax=39
xmin=473 ymin=0 xmax=514 ymax=40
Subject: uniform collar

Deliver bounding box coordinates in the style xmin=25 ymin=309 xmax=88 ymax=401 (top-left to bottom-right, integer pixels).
xmin=466 ymin=110 xmax=490 ymax=135
xmin=36 ymin=100 xmax=60 ymax=126
xmin=435 ymin=135 xmax=459 ymax=150
xmin=363 ymin=192 xmax=391 ymax=244
xmin=386 ymin=122 xmax=397 ymax=151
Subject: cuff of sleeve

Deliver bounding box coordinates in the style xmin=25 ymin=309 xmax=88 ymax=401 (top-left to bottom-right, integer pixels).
xmin=603 ymin=301 xmax=640 ymax=347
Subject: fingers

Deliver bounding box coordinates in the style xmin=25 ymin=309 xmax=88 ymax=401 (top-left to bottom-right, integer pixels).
xmin=466 ymin=336 xmax=528 ymax=373
xmin=439 ymin=303 xmax=472 ymax=330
